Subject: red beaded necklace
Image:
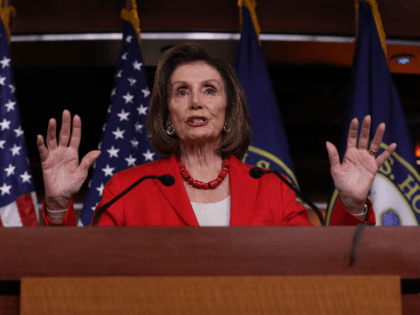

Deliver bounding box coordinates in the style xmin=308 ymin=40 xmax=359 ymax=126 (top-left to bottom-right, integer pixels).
xmin=176 ymin=157 xmax=229 ymax=190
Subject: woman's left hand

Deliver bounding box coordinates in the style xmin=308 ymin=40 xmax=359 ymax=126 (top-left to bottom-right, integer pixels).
xmin=326 ymin=115 xmax=397 ymax=214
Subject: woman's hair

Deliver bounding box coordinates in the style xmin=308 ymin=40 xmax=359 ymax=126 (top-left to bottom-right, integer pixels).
xmin=146 ymin=42 xmax=252 ymax=160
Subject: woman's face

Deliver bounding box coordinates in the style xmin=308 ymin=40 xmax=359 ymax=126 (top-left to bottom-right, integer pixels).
xmin=168 ymin=61 xmax=227 ymax=145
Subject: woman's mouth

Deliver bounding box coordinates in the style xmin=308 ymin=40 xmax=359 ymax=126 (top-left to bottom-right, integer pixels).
xmin=187 ymin=116 xmax=208 ymax=127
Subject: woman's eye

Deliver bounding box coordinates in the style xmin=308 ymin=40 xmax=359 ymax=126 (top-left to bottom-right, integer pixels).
xmin=204 ymin=87 xmax=216 ymax=95
xmin=176 ymin=89 xmax=187 ymax=96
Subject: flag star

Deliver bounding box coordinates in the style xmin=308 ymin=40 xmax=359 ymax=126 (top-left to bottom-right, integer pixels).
xmin=102 ymin=164 xmax=115 ymax=177
xmin=88 ymin=179 xmax=92 ymax=188
xmin=4 ymin=164 xmax=15 ymax=176
xmin=115 ymin=70 xmax=123 ymax=78
xmin=91 ymin=203 xmax=98 ymax=211
xmin=122 ymin=92 xmax=134 ymax=104
xmin=96 ymin=183 xmax=105 ymax=196
xmin=4 ymin=99 xmax=15 ymax=112
xmin=131 ymin=138 xmax=139 ymax=148
xmin=102 ymin=124 xmax=107 ymax=131
xmin=0 ymin=118 xmax=10 ymax=130
xmin=110 ymin=88 xmax=117 ymax=98
xmin=9 ymin=84 xmax=15 ymax=93
xmin=98 ymin=141 xmax=102 ymax=149
xmin=126 ymin=35 xmax=132 ymax=43
xmin=125 ymin=154 xmax=137 ymax=167
xmin=20 ymin=171 xmax=32 ymax=183
xmin=137 ymin=104 xmax=148 ymax=115
xmin=107 ymin=105 xmax=112 ymax=113
xmin=0 ymin=183 xmax=11 ymax=196
xmin=107 ymin=146 xmax=120 ymax=158
xmin=14 ymin=126 xmax=24 ymax=137
xmin=134 ymin=122 xmax=144 ymax=133
xmin=121 ymin=52 xmax=128 ymax=60
xmin=10 ymin=144 xmax=22 ymax=156
xmin=143 ymin=149 xmax=155 ymax=162
xmin=0 ymin=56 xmax=11 ymax=68
xmin=0 ymin=75 xmax=6 ymax=86
xmin=93 ymin=161 xmax=97 ymax=169
xmin=117 ymin=109 xmax=130 ymax=121
xmin=127 ymin=77 xmax=136 ymax=87
xmin=0 ymin=140 xmax=5 ymax=149
xmin=112 ymin=127 xmax=125 ymax=140
xmin=132 ymin=60 xmax=143 ymax=71
xmin=141 ymin=87 xmax=150 ymax=98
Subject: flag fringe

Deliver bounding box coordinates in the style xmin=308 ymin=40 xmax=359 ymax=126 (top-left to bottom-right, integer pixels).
xmin=237 ymin=0 xmax=261 ymax=39
xmin=121 ymin=0 xmax=141 ymax=43
xmin=0 ymin=2 xmax=15 ymax=42
xmin=356 ymin=0 xmax=387 ymax=58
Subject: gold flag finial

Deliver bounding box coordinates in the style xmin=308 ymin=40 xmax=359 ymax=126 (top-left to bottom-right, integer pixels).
xmin=237 ymin=0 xmax=261 ymax=40
xmin=356 ymin=0 xmax=387 ymax=58
xmin=0 ymin=0 xmax=16 ymax=42
xmin=121 ymin=0 xmax=141 ymax=42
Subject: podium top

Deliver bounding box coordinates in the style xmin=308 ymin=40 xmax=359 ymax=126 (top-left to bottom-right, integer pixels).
xmin=1 ymin=226 xmax=419 ymax=280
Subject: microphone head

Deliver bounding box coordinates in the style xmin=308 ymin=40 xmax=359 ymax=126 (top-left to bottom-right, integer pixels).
xmin=159 ymin=174 xmax=175 ymax=186
xmin=249 ymin=167 xmax=265 ymax=179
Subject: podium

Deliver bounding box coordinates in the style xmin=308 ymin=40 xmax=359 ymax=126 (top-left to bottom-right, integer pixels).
xmin=0 ymin=226 xmax=419 ymax=314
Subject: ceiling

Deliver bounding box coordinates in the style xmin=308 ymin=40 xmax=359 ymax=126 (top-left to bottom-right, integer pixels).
xmin=7 ymin=0 xmax=420 ymax=73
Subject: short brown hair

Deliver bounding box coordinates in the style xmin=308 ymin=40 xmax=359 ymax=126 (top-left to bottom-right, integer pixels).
xmin=147 ymin=43 xmax=252 ymax=160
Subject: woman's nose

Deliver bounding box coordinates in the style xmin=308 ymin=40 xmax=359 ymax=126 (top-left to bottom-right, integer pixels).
xmin=190 ymin=94 xmax=203 ymax=110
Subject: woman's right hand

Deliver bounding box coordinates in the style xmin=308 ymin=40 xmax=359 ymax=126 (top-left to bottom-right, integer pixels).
xmin=37 ymin=110 xmax=101 ymax=210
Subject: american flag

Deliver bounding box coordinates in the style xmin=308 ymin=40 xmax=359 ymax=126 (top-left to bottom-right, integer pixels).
xmin=0 ymin=19 xmax=39 ymax=226
xmin=79 ymin=21 xmax=157 ymax=226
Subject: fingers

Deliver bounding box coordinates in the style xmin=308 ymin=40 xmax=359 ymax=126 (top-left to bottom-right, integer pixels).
xmin=37 ymin=134 xmax=49 ymax=162
xmin=357 ymin=115 xmax=371 ymax=150
xmin=45 ymin=118 xmax=57 ymax=150
xmin=326 ymin=141 xmax=340 ymax=169
xmin=58 ymin=110 xmax=72 ymax=147
xmin=376 ymin=143 xmax=397 ymax=167
xmin=79 ymin=150 xmax=101 ymax=174
xmin=369 ymin=122 xmax=385 ymax=153
xmin=347 ymin=118 xmax=359 ymax=150
xmin=69 ymin=114 xmax=82 ymax=150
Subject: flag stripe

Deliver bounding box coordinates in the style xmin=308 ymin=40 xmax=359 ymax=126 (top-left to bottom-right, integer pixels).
xmin=0 ymin=201 xmax=23 ymax=227
xmin=15 ymin=193 xmax=38 ymax=226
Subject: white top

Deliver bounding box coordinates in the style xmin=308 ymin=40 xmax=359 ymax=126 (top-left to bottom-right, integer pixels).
xmin=191 ymin=196 xmax=231 ymax=226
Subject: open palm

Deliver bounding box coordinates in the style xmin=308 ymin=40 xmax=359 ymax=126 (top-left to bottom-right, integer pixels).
xmin=37 ymin=110 xmax=100 ymax=210
xmin=326 ymin=115 xmax=397 ymax=214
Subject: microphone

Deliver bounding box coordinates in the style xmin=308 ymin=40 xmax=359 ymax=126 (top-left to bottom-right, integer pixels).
xmin=249 ymin=167 xmax=326 ymax=226
xmin=92 ymin=174 xmax=175 ymax=226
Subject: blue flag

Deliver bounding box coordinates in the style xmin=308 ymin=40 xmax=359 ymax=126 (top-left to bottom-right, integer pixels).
xmin=0 ymin=14 xmax=38 ymax=226
xmin=79 ymin=21 xmax=157 ymax=226
xmin=234 ymin=6 xmax=299 ymax=193
xmin=326 ymin=1 xmax=419 ymax=225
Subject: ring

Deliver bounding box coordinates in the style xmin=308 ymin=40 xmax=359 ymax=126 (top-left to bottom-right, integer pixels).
xmin=369 ymin=149 xmax=377 ymax=156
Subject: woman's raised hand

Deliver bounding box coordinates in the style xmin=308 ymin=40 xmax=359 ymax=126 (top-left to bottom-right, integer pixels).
xmin=37 ymin=110 xmax=101 ymax=210
xmin=326 ymin=115 xmax=397 ymax=214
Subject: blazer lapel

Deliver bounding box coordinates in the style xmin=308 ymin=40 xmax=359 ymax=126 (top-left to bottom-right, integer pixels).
xmin=154 ymin=156 xmax=199 ymax=226
xmin=229 ymin=156 xmax=259 ymax=226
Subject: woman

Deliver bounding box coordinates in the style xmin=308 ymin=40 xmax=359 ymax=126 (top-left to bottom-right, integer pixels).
xmin=37 ymin=43 xmax=396 ymax=226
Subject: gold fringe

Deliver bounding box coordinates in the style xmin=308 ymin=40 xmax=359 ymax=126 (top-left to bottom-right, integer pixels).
xmin=121 ymin=0 xmax=141 ymax=43
xmin=0 ymin=0 xmax=16 ymax=43
xmin=237 ymin=0 xmax=261 ymax=40
xmin=356 ymin=0 xmax=387 ymax=58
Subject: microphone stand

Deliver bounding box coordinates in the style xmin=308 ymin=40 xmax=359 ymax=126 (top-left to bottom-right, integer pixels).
xmin=92 ymin=174 xmax=174 ymax=226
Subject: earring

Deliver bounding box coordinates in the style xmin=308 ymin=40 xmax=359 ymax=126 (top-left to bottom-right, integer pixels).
xmin=166 ymin=124 xmax=174 ymax=136
xmin=223 ymin=122 xmax=230 ymax=133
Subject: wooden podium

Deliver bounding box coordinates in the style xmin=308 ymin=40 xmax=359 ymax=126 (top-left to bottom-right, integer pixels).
xmin=1 ymin=226 xmax=419 ymax=314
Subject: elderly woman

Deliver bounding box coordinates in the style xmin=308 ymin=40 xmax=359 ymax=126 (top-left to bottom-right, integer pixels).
xmin=38 ymin=43 xmax=396 ymax=226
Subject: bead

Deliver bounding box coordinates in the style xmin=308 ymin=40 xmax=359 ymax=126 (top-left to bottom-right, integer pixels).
xmin=219 ymin=169 xmax=228 ymax=178
xmin=209 ymin=179 xmax=219 ymax=189
xmin=188 ymin=177 xmax=194 ymax=184
xmin=193 ymin=180 xmax=204 ymax=188
xmin=180 ymin=169 xmax=190 ymax=179
xmin=203 ymin=183 xmax=209 ymax=190
xmin=217 ymin=177 xmax=223 ymax=183
xmin=222 ymin=159 xmax=229 ymax=167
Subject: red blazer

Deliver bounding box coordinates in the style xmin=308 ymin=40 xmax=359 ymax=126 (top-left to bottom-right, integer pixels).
xmin=43 ymin=155 xmax=375 ymax=226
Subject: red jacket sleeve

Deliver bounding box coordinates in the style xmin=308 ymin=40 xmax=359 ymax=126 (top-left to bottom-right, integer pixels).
xmin=42 ymin=199 xmax=77 ymax=226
